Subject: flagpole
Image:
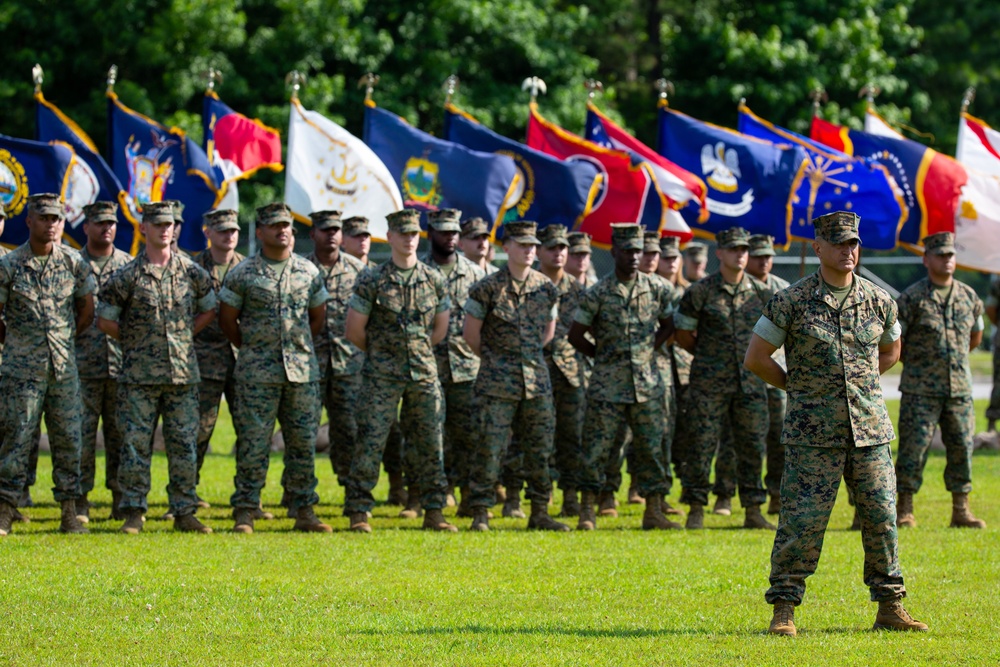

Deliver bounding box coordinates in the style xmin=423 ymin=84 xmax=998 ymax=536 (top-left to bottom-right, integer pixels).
xmin=358 ymin=73 xmax=379 ymax=105
xmin=443 ymin=75 xmax=459 ymax=106
xmin=961 ymin=87 xmax=976 ymax=115
xmin=802 ymin=87 xmax=828 ymax=277
xmin=32 ymin=64 xmax=44 ymax=94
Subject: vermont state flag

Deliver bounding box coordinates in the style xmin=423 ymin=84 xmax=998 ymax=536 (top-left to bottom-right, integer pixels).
xmin=107 ymin=92 xmax=222 ymax=252
xmin=0 ymin=134 xmax=75 ymax=248
xmin=364 ymin=103 xmax=519 ymax=233
xmin=443 ymin=103 xmax=601 ymax=232
xmin=36 ymin=92 xmax=140 ymax=254
xmin=658 ymin=107 xmax=806 ymax=246
xmin=737 ymin=105 xmax=906 ymax=250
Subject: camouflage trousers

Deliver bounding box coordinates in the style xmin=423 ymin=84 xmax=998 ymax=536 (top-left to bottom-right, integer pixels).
xmin=713 ymin=386 xmax=786 ymax=499
xmin=80 ymin=377 xmax=124 ymax=495
xmin=383 ymin=419 xmax=405 ymax=476
xmin=196 ymin=372 xmax=237 ymax=483
xmin=231 ymin=381 xmax=320 ymax=511
xmin=468 ymin=393 xmax=555 ymax=508
xmin=549 ymin=363 xmax=585 ymax=490
xmin=441 ymin=380 xmax=477 ymax=490
xmin=987 ymin=347 xmax=1000 ymax=421
xmin=320 ymin=372 xmax=360 ymax=487
xmin=604 ymin=382 xmax=676 ymax=493
xmin=344 ymin=376 xmax=447 ymax=515
xmin=681 ymin=385 xmax=767 ymax=507
xmin=896 ymin=393 xmax=975 ymax=495
xmin=579 ymin=397 xmax=669 ymax=498
xmin=117 ymin=383 xmax=199 ymax=515
xmin=0 ymin=373 xmax=82 ymax=506
xmin=766 ymin=444 xmax=906 ymax=605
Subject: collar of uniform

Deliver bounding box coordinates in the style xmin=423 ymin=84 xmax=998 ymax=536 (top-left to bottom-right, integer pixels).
xmin=20 ymin=242 xmax=67 ymax=272
xmin=501 ymin=263 xmax=544 ymax=294
xmin=138 ymin=251 xmax=184 ymax=276
xmin=197 ymin=249 xmax=242 ymax=270
xmin=711 ymin=271 xmax=755 ymax=294
xmin=385 ymin=261 xmax=426 ymax=285
xmin=923 ymin=276 xmax=954 ymax=305
xmin=421 ymin=252 xmax=471 ymax=277
xmin=556 ymin=272 xmax=578 ymax=294
xmin=809 ymin=271 xmax=867 ymax=310
xmin=307 ymin=250 xmax=351 ymax=276
xmin=610 ymin=270 xmax=652 ymax=298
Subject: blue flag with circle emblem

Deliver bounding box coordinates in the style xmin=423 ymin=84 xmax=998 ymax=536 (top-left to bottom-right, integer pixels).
xmin=0 ymin=134 xmax=75 ymax=248
xmin=737 ymin=105 xmax=905 ymax=250
xmin=443 ymin=103 xmax=601 ymax=232
xmin=364 ymin=103 xmax=519 ymax=232
xmin=107 ymin=92 xmax=222 ymax=252
xmin=658 ymin=106 xmax=806 ymax=246
xmin=35 ymin=92 xmax=141 ymax=254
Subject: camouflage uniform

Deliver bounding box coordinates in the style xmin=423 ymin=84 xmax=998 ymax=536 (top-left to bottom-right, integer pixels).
xmin=0 ymin=232 xmax=95 ymax=507
xmin=754 ymin=212 xmax=905 ymax=605
xmin=99 ymin=225 xmax=216 ymax=516
xmin=343 ymin=210 xmax=451 ymax=516
xmin=76 ymin=239 xmax=132 ymax=500
xmin=220 ymin=210 xmax=328 ymax=513
xmin=192 ymin=213 xmax=245 ymax=484
xmin=675 ymin=231 xmax=773 ymax=509
xmin=895 ymin=275 xmax=983 ymax=495
xmin=985 ymin=275 xmax=1000 ymax=422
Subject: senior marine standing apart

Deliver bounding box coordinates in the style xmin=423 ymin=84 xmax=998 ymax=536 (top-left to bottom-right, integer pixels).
xmin=744 ymin=211 xmax=926 ymax=637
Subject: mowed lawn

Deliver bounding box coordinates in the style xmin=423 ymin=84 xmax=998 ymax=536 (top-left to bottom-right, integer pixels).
xmin=1 ymin=400 xmax=998 ymax=666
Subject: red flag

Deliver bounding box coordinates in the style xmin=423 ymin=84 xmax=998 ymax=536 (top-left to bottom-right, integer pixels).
xmin=527 ymin=103 xmax=658 ymax=246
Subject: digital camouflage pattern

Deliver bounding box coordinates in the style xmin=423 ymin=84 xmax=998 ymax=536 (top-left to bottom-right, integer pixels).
xmin=897 ymin=278 xmax=983 ymax=397
xmin=547 ymin=273 xmax=587 ymax=389
xmin=422 ymin=253 xmax=485 ymax=384
xmin=986 ymin=275 xmax=1000 ymax=421
xmin=545 ymin=273 xmax=587 ymax=489
xmin=578 ymin=398 xmax=668 ymax=497
xmin=99 ymin=254 xmax=216 ymax=385
xmin=76 ymin=247 xmax=132 ymax=379
xmin=219 ymin=253 xmax=329 ymax=383
xmin=766 ymin=444 xmax=905 ymax=605
xmin=897 ymin=394 xmax=975 ymax=494
xmin=758 ymin=272 xmax=898 ymax=448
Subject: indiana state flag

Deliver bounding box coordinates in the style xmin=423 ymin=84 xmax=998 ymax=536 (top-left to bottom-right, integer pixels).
xmin=107 ymin=92 xmax=223 ymax=252
xmin=364 ymin=103 xmax=519 ymax=233
xmin=658 ymin=106 xmax=806 ymax=246
xmin=0 ymin=134 xmax=75 ymax=248
xmin=35 ymin=91 xmax=140 ymax=254
xmin=738 ymin=105 xmax=906 ymax=250
xmin=443 ymin=103 xmax=601 ymax=232
xmin=811 ymin=110 xmax=967 ymax=247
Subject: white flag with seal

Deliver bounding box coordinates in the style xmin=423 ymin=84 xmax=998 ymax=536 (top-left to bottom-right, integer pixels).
xmin=284 ymin=99 xmax=402 ymax=240
xmin=955 ymin=113 xmax=1000 ymax=272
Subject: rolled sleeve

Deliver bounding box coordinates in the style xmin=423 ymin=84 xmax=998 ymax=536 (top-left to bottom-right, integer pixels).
xmin=973 ymin=314 xmax=985 ymax=333
xmin=753 ymin=315 xmax=787 ymax=348
xmin=196 ymin=291 xmax=217 ymax=314
xmin=98 ymin=303 xmax=122 ymax=323
xmin=309 ymin=285 xmax=330 ymax=309
xmin=218 ymin=287 xmax=243 ymax=309
xmin=436 ymin=295 xmax=451 ymax=314
xmin=349 ymin=294 xmax=373 ymax=316
xmin=673 ymin=312 xmax=698 ymax=331
xmin=880 ymin=320 xmax=901 ymax=345
xmin=75 ymin=273 xmax=96 ymax=298
xmin=464 ymin=298 xmax=486 ymax=321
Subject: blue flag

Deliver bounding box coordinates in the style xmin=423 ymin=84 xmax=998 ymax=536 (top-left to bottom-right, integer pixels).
xmin=737 ymin=106 xmax=906 ymax=250
xmin=443 ymin=104 xmax=600 ymax=231
xmin=364 ymin=104 xmax=519 ymax=232
xmin=107 ymin=93 xmax=222 ymax=252
xmin=658 ymin=107 xmax=806 ymax=245
xmin=35 ymin=92 xmax=140 ymax=254
xmin=0 ymin=134 xmax=75 ymax=248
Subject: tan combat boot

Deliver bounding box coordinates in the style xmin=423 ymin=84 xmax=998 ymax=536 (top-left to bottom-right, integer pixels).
xmin=896 ymin=492 xmax=916 ymax=528
xmin=768 ymin=601 xmax=796 ymax=637
xmin=559 ymin=487 xmax=580 ymax=517
xmin=252 ymin=504 xmax=275 ymax=521
xmin=174 ymin=513 xmax=213 ymax=534
xmin=294 ymin=506 xmax=333 ymax=533
xmin=744 ymin=504 xmax=777 ymax=530
xmin=642 ymin=497 xmax=683 ymax=530
xmin=120 ymin=509 xmax=144 ymax=535
xmin=387 ymin=472 xmax=407 ymax=506
xmin=503 ymin=491 xmax=526 ymax=519
xmin=712 ymin=496 xmax=732 ymax=516
xmin=60 ymin=500 xmax=88 ymax=534
xmin=76 ymin=495 xmax=90 ymax=524
xmin=627 ymin=484 xmax=643 ymax=504
xmin=422 ymin=508 xmax=458 ymax=532
xmin=767 ymin=493 xmax=781 ymax=515
xmin=349 ymin=512 xmax=372 ymax=533
xmin=597 ymin=491 xmax=618 ymax=518
xmin=232 ymin=508 xmax=254 ymax=534
xmin=661 ymin=496 xmax=684 ymax=516
xmin=0 ymin=502 xmax=15 ymax=536
xmin=527 ymin=500 xmax=571 ymax=531
xmin=950 ymin=492 xmax=986 ymax=529
xmin=685 ymin=503 xmax=704 ymax=530
xmin=456 ymin=486 xmax=473 ymax=517
xmin=399 ymin=485 xmax=423 ymax=519
xmin=196 ymin=495 xmax=211 ymax=510
xmin=577 ymin=491 xmax=597 ymax=531
xmin=110 ymin=490 xmax=124 ymax=521
xmin=873 ymin=598 xmax=928 ymax=632
xmin=494 ymin=483 xmax=507 ymax=504
xmin=470 ymin=507 xmax=490 ymax=532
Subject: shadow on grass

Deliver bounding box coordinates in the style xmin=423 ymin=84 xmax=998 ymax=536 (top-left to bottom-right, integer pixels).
xmin=351 ymin=623 xmax=869 ymax=638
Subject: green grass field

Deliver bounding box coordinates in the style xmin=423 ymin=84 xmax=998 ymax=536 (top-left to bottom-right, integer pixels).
xmin=1 ymin=400 xmax=998 ymax=665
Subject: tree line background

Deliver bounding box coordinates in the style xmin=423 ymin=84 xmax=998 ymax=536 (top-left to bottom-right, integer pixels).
xmin=1 ymin=0 xmax=996 ymax=288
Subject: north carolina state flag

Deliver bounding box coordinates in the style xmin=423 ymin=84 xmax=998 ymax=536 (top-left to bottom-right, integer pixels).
xmin=203 ymin=92 xmax=283 ymax=185
xmin=527 ymin=103 xmax=662 ymax=246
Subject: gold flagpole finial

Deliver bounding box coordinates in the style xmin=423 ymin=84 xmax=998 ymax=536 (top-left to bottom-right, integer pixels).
xmin=443 ymin=75 xmax=460 ymax=106
xmin=584 ymin=79 xmax=604 ymax=102
xmin=285 ymin=70 xmax=307 ymax=101
xmin=32 ymin=64 xmax=44 ymax=94
xmin=358 ymin=72 xmax=380 ymax=104
xmin=809 ymin=87 xmax=828 ymax=117
xmin=106 ymin=65 xmax=118 ymax=94
xmin=655 ymin=79 xmax=674 ymax=107
xmin=962 ymin=87 xmax=976 ymax=114
xmin=521 ymin=76 xmax=547 ymax=104
xmin=858 ymin=83 xmax=881 ymax=107
xmin=205 ymin=67 xmax=223 ymax=93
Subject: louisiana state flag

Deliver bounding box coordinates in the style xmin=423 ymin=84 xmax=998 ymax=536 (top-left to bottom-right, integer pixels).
xmin=443 ymin=103 xmax=601 ymax=232
xmin=203 ymin=92 xmax=282 ymax=188
xmin=811 ymin=111 xmax=967 ymax=246
xmin=364 ymin=103 xmax=519 ymax=232
xmin=738 ymin=105 xmax=906 ymax=250
xmin=107 ymin=92 xmax=223 ymax=252
xmin=0 ymin=134 xmax=75 ymax=248
xmin=35 ymin=92 xmax=140 ymax=254
xmin=658 ymin=106 xmax=806 ymax=246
